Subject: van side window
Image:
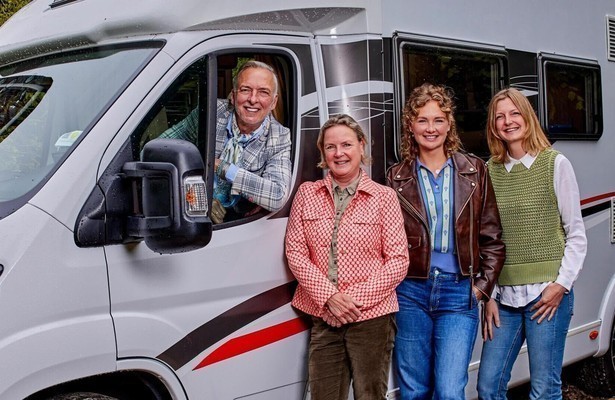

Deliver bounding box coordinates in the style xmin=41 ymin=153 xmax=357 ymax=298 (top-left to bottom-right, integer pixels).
xmin=133 ymin=52 xmax=294 ymax=228
xmin=399 ymin=43 xmax=506 ymax=159
xmin=211 ymin=53 xmax=294 ymax=228
xmin=540 ymin=56 xmax=602 ymax=139
xmin=136 ymin=60 xmax=205 ymax=154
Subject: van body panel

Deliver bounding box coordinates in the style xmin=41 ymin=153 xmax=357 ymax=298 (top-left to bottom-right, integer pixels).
xmin=0 ymin=205 xmax=115 ymax=399
xmin=0 ymin=1 xmax=613 ymax=399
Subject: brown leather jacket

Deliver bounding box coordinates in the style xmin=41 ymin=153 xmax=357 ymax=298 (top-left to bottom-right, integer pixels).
xmin=386 ymin=152 xmax=505 ymax=298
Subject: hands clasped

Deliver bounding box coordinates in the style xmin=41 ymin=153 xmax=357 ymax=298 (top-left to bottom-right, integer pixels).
xmin=323 ymin=292 xmax=363 ymax=328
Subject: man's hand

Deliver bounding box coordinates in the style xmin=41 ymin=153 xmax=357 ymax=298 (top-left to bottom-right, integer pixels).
xmin=211 ymin=198 xmax=226 ymax=224
xmin=482 ymin=298 xmax=500 ymax=341
xmin=530 ymin=282 xmax=567 ymax=324
xmin=325 ymin=293 xmax=363 ymax=325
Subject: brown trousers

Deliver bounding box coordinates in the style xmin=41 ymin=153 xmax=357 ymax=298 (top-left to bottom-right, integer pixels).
xmin=308 ymin=314 xmax=396 ymax=400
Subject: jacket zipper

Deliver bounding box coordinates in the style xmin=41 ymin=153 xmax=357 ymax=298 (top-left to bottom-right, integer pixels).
xmin=469 ymin=196 xmax=475 ymax=309
xmin=396 ymin=190 xmax=432 ymax=274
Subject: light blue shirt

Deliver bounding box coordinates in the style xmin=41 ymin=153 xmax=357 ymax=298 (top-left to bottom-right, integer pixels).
xmin=416 ymin=158 xmax=459 ymax=273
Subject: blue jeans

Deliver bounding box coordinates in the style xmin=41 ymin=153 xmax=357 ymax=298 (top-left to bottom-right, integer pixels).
xmin=477 ymin=291 xmax=574 ymax=400
xmin=394 ymin=268 xmax=479 ymax=400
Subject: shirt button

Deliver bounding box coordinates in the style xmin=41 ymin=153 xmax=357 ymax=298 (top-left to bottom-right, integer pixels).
xmin=471 ymin=182 xmax=476 ymax=187
xmin=398 ymin=188 xmax=402 ymax=192
xmin=470 ymin=168 xmax=475 ymax=172
xmin=396 ymin=174 xmax=401 ymax=178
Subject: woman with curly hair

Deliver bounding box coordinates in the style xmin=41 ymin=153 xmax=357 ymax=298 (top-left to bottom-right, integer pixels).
xmin=387 ymin=83 xmax=505 ymax=399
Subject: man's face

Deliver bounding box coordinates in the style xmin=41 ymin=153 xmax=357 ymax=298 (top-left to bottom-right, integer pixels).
xmin=231 ymin=67 xmax=278 ymax=134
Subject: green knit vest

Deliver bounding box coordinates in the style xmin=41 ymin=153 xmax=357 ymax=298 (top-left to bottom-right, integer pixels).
xmin=488 ymin=149 xmax=565 ymax=286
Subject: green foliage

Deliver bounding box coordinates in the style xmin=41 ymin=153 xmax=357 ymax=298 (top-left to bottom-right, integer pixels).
xmin=0 ymin=0 xmax=31 ymax=27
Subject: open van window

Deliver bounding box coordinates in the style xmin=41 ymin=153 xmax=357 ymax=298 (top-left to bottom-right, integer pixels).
xmin=133 ymin=52 xmax=294 ymax=227
xmin=0 ymin=43 xmax=161 ymax=216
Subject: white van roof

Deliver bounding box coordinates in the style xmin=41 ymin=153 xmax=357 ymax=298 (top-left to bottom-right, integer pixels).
xmin=0 ymin=0 xmax=381 ymax=65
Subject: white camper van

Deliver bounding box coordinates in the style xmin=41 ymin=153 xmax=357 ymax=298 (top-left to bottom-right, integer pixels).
xmin=0 ymin=0 xmax=613 ymax=399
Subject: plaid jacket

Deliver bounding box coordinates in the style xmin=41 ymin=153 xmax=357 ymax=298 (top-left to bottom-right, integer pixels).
xmin=285 ymin=171 xmax=409 ymax=321
xmin=161 ymin=100 xmax=292 ymax=211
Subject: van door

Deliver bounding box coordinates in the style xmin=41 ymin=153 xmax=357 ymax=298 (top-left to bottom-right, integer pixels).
xmin=102 ymin=34 xmax=318 ymax=399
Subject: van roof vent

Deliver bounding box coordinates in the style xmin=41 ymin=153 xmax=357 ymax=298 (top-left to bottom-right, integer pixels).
xmin=608 ymin=15 xmax=615 ymax=62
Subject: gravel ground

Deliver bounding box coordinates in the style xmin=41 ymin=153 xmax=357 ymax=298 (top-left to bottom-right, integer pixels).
xmin=508 ymin=382 xmax=613 ymax=400
xmin=506 ymin=363 xmax=615 ymax=400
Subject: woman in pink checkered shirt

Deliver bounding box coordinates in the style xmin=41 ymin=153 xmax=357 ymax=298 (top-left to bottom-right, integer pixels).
xmin=285 ymin=114 xmax=409 ymax=400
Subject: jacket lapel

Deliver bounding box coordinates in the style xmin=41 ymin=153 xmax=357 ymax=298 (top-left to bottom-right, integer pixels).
xmin=452 ymin=152 xmax=478 ymax=220
xmin=391 ymin=160 xmax=429 ymax=225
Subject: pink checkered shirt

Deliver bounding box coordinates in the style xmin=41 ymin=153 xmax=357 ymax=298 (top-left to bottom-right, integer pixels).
xmin=285 ymin=171 xmax=409 ymax=321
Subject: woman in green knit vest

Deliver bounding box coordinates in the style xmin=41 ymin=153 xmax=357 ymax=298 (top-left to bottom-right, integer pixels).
xmin=477 ymin=88 xmax=587 ymax=400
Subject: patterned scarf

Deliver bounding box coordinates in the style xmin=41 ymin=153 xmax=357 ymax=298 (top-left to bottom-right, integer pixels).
xmin=213 ymin=114 xmax=269 ymax=207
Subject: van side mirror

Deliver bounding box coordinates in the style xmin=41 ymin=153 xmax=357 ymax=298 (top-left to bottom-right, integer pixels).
xmin=123 ymin=138 xmax=212 ymax=253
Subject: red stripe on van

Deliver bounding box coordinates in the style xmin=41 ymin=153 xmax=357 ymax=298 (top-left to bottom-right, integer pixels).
xmin=581 ymin=192 xmax=615 ymax=206
xmin=193 ymin=317 xmax=310 ymax=370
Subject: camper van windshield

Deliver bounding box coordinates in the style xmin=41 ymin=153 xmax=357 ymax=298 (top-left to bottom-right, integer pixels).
xmin=0 ymin=43 xmax=160 ymax=209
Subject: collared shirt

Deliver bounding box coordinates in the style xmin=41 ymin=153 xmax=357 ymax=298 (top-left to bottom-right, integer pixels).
xmin=328 ymin=176 xmax=361 ymax=287
xmin=494 ymin=152 xmax=587 ymax=307
xmin=416 ymin=158 xmax=459 ymax=273
xmin=222 ymin=114 xmax=269 ymax=182
xmin=159 ymin=100 xmax=292 ymax=212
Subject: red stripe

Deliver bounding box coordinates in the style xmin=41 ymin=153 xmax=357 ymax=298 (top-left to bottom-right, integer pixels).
xmin=193 ymin=317 xmax=310 ymax=370
xmin=581 ymin=192 xmax=615 ymax=206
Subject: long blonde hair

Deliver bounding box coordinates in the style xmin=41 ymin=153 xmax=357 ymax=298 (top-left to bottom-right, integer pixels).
xmin=486 ymin=88 xmax=551 ymax=163
xmin=401 ymin=83 xmax=461 ymax=161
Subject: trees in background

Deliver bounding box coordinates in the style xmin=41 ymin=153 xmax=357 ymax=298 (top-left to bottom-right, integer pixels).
xmin=0 ymin=0 xmax=31 ymax=26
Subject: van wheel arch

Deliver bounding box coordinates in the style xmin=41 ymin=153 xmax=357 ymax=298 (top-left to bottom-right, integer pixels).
xmin=46 ymin=393 xmax=117 ymax=400
xmin=25 ymin=371 xmax=173 ymax=400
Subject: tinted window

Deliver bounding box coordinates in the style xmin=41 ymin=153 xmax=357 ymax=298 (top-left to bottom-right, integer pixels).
xmin=541 ymin=58 xmax=602 ymax=139
xmin=399 ymin=43 xmax=505 ymax=158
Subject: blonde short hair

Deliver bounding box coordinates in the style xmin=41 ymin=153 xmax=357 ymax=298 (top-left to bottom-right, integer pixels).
xmin=316 ymin=114 xmax=371 ymax=169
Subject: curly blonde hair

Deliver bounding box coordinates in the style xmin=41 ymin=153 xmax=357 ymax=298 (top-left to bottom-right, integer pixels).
xmin=486 ymin=88 xmax=551 ymax=164
xmin=400 ymin=83 xmax=462 ymax=161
